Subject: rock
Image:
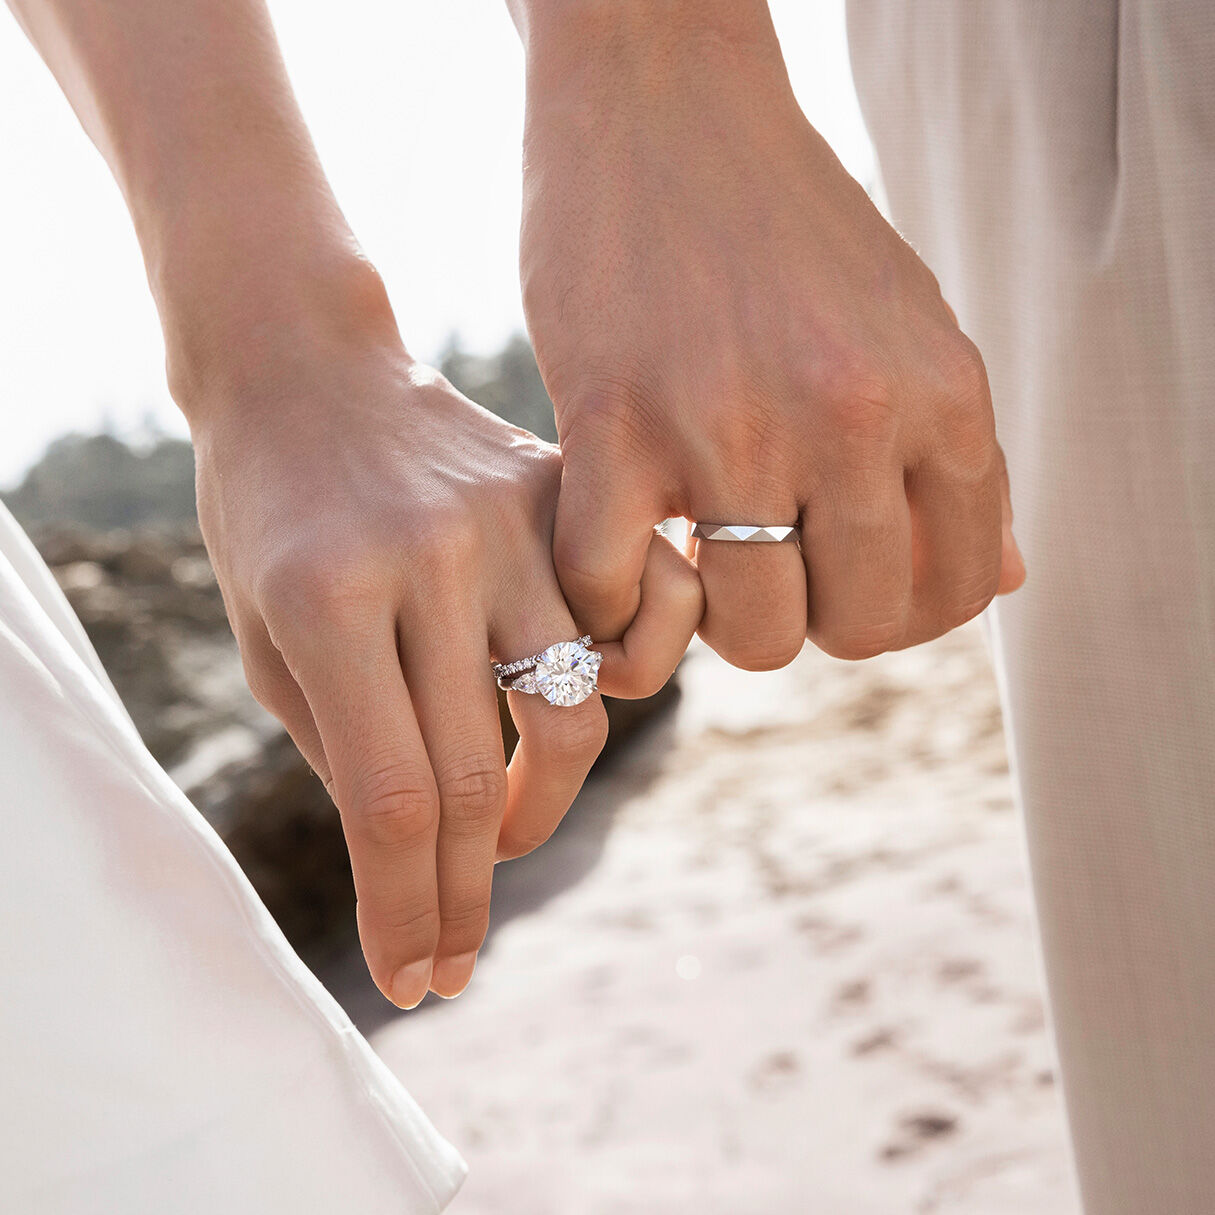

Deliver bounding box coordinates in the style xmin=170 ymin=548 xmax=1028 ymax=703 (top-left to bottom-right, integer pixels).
xmin=109 ymin=532 xmax=179 ymax=583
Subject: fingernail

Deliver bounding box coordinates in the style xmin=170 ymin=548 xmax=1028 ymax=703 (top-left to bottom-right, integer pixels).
xmin=430 ymin=952 xmax=478 ymax=999
xmin=389 ymin=959 xmax=433 ymax=1009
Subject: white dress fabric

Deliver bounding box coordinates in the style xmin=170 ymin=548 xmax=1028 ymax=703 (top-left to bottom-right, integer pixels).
xmin=848 ymin=3 xmax=1215 ymax=1211
xmin=0 ymin=501 xmax=465 ymax=1212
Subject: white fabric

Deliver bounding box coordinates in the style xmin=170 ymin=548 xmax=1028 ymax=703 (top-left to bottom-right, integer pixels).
xmin=848 ymin=3 xmax=1215 ymax=1211
xmin=0 ymin=501 xmax=465 ymax=1213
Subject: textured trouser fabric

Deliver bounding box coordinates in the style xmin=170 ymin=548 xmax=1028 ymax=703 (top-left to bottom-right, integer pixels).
xmin=0 ymin=499 xmax=466 ymax=1213
xmin=847 ymin=3 xmax=1215 ymax=1211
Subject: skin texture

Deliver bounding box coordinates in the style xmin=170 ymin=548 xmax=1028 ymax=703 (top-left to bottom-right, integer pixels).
xmin=508 ymin=0 xmax=1025 ymax=668
xmin=8 ymin=0 xmax=701 ymax=1006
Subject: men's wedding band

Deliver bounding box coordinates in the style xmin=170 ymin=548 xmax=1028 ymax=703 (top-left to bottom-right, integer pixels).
xmin=492 ymin=635 xmax=602 ymax=707
xmin=691 ymin=523 xmax=801 ymax=544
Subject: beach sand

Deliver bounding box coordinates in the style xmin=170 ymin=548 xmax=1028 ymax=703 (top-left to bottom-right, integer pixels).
xmin=364 ymin=623 xmax=1079 ymax=1214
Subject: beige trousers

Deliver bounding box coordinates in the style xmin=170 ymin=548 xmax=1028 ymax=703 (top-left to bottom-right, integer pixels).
xmin=847 ymin=3 xmax=1215 ymax=1211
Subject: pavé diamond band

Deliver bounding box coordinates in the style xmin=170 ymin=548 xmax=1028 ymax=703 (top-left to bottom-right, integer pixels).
xmin=691 ymin=523 xmax=801 ymax=544
xmin=492 ymin=636 xmax=602 ymax=707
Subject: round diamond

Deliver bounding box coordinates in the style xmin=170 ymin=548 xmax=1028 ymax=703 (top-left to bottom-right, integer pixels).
xmin=533 ymin=641 xmax=602 ymax=706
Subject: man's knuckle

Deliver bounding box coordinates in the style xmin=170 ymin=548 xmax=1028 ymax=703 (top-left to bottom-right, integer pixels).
xmin=943 ymin=570 xmax=1000 ymax=628
xmin=830 ymin=384 xmax=901 ymax=455
xmin=819 ymin=619 xmax=904 ymax=662
xmin=671 ymin=555 xmax=707 ymax=608
xmin=808 ymin=337 xmax=889 ymax=402
xmin=553 ymin=537 xmax=627 ymax=598
xmin=927 ymin=342 xmax=995 ymax=469
xmin=953 ymin=436 xmax=1000 ymax=489
xmin=716 ymin=628 xmax=805 ymax=672
xmin=939 ymin=335 xmax=990 ymax=405
xmin=563 ymin=370 xmax=670 ymax=454
xmin=928 ymin=394 xmax=997 ymax=483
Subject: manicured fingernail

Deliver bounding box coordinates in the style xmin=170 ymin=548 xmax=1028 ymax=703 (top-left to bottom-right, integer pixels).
xmin=389 ymin=959 xmax=433 ymax=1009
xmin=430 ymin=952 xmax=478 ymax=999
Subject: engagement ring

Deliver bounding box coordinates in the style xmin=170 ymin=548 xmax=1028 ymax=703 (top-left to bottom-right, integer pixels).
xmin=492 ymin=635 xmax=602 ymax=706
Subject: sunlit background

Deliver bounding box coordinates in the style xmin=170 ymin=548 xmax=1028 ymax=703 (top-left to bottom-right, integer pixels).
xmin=0 ymin=0 xmax=872 ymax=487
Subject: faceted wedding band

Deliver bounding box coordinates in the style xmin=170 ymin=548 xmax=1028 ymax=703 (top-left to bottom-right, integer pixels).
xmin=492 ymin=635 xmax=602 ymax=707
xmin=691 ymin=523 xmax=801 ymax=544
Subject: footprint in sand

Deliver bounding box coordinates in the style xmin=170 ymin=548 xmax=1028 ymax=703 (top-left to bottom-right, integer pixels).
xmin=850 ymin=1026 xmax=900 ymax=1056
xmin=831 ymin=977 xmax=872 ymax=1013
xmin=748 ymin=1049 xmax=802 ymax=1094
xmin=879 ymin=1109 xmax=961 ymax=1162
xmin=794 ymin=913 xmax=865 ymax=955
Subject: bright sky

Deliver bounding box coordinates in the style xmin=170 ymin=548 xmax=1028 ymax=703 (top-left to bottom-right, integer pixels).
xmin=0 ymin=1 xmax=872 ymax=488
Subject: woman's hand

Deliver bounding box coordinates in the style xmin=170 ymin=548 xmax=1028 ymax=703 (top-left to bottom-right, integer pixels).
xmin=11 ymin=0 xmax=704 ymax=1007
xmin=186 ymin=296 xmax=701 ymax=1008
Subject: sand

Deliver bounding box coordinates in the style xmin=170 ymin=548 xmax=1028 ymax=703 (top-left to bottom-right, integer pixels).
xmin=362 ymin=624 xmax=1080 ymax=1214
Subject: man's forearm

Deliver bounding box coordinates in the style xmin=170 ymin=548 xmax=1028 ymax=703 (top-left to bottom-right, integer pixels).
xmin=7 ymin=0 xmax=387 ymax=408
xmin=504 ymin=0 xmax=778 ymax=58
xmin=505 ymin=0 xmax=788 ymax=102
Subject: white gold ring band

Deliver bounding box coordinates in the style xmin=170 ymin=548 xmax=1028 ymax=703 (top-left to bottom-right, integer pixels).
xmin=691 ymin=523 xmax=801 ymax=544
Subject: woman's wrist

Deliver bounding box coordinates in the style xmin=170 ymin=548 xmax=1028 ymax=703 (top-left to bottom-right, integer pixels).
xmin=122 ymin=104 xmax=393 ymax=418
xmin=158 ymin=227 xmax=404 ymax=430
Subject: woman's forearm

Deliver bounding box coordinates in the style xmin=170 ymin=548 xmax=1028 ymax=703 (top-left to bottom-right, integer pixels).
xmin=7 ymin=0 xmax=393 ymax=410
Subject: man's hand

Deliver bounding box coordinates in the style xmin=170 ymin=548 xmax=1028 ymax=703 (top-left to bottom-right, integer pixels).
xmin=511 ymin=1 xmax=1024 ymax=668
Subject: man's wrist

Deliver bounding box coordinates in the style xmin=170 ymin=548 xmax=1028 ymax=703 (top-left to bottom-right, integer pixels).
xmin=520 ymin=0 xmax=792 ymax=111
xmin=513 ymin=0 xmax=775 ymax=51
